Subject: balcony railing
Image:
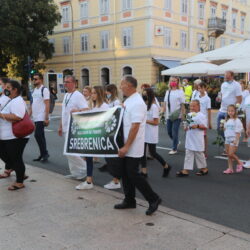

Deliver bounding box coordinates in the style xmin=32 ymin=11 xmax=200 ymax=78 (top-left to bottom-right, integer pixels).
xmin=208 ymin=17 xmax=226 ymax=35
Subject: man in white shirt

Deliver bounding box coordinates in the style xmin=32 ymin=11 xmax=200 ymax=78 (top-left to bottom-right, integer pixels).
xmin=29 ymin=73 xmax=50 ymax=162
xmin=217 ymin=71 xmax=242 ymax=135
xmin=58 ymin=75 xmax=88 ymax=180
xmin=114 ymin=76 xmax=161 ymax=216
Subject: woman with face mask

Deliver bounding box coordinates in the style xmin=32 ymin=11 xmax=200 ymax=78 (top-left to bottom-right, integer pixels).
xmin=100 ymin=84 xmax=122 ymax=190
xmin=0 ymin=80 xmax=29 ymax=190
xmin=163 ymin=77 xmax=185 ymax=155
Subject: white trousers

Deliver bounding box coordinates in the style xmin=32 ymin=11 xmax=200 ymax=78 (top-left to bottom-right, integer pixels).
xmin=64 ymin=133 xmax=86 ymax=177
xmin=66 ymin=155 xmax=86 ymax=177
xmin=183 ymin=149 xmax=207 ymax=170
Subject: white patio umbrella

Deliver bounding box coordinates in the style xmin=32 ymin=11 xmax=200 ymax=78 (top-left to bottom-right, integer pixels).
xmin=208 ymin=57 xmax=250 ymax=75
xmin=182 ymin=39 xmax=250 ymax=65
xmin=161 ymin=61 xmax=219 ymax=77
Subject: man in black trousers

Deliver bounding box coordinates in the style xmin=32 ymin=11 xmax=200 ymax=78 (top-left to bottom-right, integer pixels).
xmin=114 ymin=76 xmax=161 ymax=216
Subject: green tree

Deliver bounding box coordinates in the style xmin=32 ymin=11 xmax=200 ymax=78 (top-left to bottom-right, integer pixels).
xmin=0 ymin=0 xmax=61 ymax=78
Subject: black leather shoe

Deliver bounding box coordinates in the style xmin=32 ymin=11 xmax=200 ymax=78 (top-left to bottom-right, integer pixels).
xmin=40 ymin=154 xmax=50 ymax=163
xmin=33 ymin=156 xmax=42 ymax=162
xmin=162 ymin=165 xmax=172 ymax=177
xmin=114 ymin=201 xmax=136 ymax=209
xmin=98 ymin=164 xmax=108 ymax=172
xmin=146 ymin=198 xmax=162 ymax=216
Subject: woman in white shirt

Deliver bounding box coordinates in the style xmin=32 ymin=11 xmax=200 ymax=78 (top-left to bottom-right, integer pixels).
xmin=141 ymin=88 xmax=171 ymax=177
xmin=240 ymin=80 xmax=249 ymax=142
xmin=100 ymin=84 xmax=122 ymax=190
xmin=75 ymin=86 xmax=109 ymax=190
xmin=0 ymin=80 xmax=29 ymax=190
xmin=163 ymin=77 xmax=185 ymax=155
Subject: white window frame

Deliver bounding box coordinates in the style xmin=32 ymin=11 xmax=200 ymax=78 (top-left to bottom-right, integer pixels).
xmin=197 ymin=33 xmax=203 ymax=51
xmin=164 ymin=0 xmax=172 ymax=10
xmin=81 ymin=34 xmax=89 ymax=52
xmin=198 ymin=2 xmax=205 ymax=19
xmin=164 ymin=27 xmax=171 ymax=48
xmin=63 ymin=37 xmax=71 ymax=54
xmin=210 ymin=6 xmax=216 ymax=18
xmin=222 ymin=9 xmax=227 ymax=20
xmin=241 ymin=15 xmax=245 ymax=32
xmin=220 ymin=37 xmax=226 ymax=47
xmin=122 ymin=27 xmax=132 ymax=48
xmin=49 ymin=38 xmax=56 ymax=54
xmin=181 ymin=0 xmax=188 ymax=15
xmin=122 ymin=0 xmax=132 ymax=11
xmin=80 ymin=1 xmax=88 ymax=19
xmin=232 ymin=12 xmax=237 ymax=29
xmin=100 ymin=0 xmax=110 ymax=15
xmin=180 ymin=31 xmax=187 ymax=49
xmin=62 ymin=6 xmax=70 ymax=23
xmin=100 ymin=31 xmax=109 ymax=50
xmin=209 ymin=36 xmax=215 ymax=50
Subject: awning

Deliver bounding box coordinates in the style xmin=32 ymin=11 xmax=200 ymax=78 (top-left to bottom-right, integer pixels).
xmin=153 ymin=58 xmax=181 ymax=68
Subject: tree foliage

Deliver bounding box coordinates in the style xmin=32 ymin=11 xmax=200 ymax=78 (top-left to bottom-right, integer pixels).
xmin=0 ymin=0 xmax=61 ymax=78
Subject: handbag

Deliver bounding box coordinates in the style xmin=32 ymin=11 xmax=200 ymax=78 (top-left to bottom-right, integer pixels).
xmin=12 ymin=112 xmax=35 ymax=138
xmin=168 ymin=90 xmax=181 ymax=121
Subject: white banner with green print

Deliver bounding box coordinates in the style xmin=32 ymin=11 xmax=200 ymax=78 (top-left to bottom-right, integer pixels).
xmin=64 ymin=106 xmax=124 ymax=157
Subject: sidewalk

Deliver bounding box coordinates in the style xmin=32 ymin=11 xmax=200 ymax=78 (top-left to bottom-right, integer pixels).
xmin=0 ymin=163 xmax=250 ymax=250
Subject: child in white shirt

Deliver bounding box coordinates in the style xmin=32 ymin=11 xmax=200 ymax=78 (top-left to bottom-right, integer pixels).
xmin=176 ymin=100 xmax=208 ymax=177
xmin=196 ymin=82 xmax=212 ymax=158
xmin=223 ymin=105 xmax=243 ymax=174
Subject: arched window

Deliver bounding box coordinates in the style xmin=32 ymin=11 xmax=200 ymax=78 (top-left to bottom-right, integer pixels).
xmin=123 ymin=66 xmax=132 ymax=76
xmin=63 ymin=69 xmax=73 ymax=77
xmin=101 ymin=67 xmax=110 ymax=85
xmin=81 ymin=68 xmax=89 ymax=86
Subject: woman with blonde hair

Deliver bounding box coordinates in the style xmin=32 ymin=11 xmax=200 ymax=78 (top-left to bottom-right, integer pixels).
xmin=82 ymin=86 xmax=92 ymax=108
xmin=163 ymin=76 xmax=185 ymax=155
xmin=75 ymin=86 xmax=109 ymax=190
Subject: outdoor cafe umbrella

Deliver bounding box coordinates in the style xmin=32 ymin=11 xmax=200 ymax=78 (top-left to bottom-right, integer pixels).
xmin=208 ymin=57 xmax=250 ymax=75
xmin=161 ymin=61 xmax=219 ymax=77
xmin=182 ymin=39 xmax=250 ymax=65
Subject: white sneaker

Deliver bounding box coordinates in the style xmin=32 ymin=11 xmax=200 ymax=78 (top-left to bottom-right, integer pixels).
xmin=169 ymin=150 xmax=177 ymax=155
xmin=104 ymin=181 xmax=121 ymax=190
xmin=75 ymin=181 xmax=94 ymax=190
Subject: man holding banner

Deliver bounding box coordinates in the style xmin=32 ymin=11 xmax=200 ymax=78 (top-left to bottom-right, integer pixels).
xmin=58 ymin=75 xmax=88 ymax=179
xmin=114 ymin=76 xmax=161 ymax=216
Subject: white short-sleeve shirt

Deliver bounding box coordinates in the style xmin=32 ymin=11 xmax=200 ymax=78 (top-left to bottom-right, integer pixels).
xmin=0 ymin=94 xmax=10 ymax=110
xmin=219 ymin=81 xmax=242 ymax=113
xmin=164 ymin=89 xmax=185 ymax=119
xmin=224 ymin=118 xmax=243 ymax=138
xmin=91 ymin=102 xmax=109 ymax=112
xmin=185 ymin=112 xmax=207 ymax=151
xmin=244 ymin=95 xmax=250 ymax=126
xmin=191 ymin=89 xmax=200 ymax=101
xmin=145 ymin=103 xmax=159 ymax=144
xmin=0 ymin=96 xmax=26 ymax=140
xmin=123 ymin=92 xmax=147 ymax=158
xmin=196 ymin=94 xmax=211 ymax=119
xmin=32 ymin=85 xmax=50 ymax=122
xmin=108 ymin=99 xmax=120 ymax=108
xmin=62 ymin=91 xmax=88 ymax=133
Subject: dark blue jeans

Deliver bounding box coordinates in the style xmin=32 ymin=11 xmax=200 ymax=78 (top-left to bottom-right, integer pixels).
xmin=166 ymin=119 xmax=181 ymax=151
xmin=217 ymin=112 xmax=226 ymax=138
xmin=34 ymin=121 xmax=48 ymax=157
xmin=86 ymin=157 xmax=93 ymax=177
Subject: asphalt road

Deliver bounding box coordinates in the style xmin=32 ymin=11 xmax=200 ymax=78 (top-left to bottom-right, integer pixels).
xmin=23 ymin=114 xmax=250 ymax=234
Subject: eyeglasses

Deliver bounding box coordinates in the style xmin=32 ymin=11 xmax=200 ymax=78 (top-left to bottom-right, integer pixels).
xmin=33 ymin=78 xmax=39 ymax=81
xmin=64 ymin=81 xmax=73 ymax=83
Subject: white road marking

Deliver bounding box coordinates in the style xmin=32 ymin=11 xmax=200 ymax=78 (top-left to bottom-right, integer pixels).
xmin=45 ymin=129 xmax=54 ymax=132
xmin=156 ymin=146 xmax=172 ymax=151
xmin=50 ymin=116 xmax=61 ymax=119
